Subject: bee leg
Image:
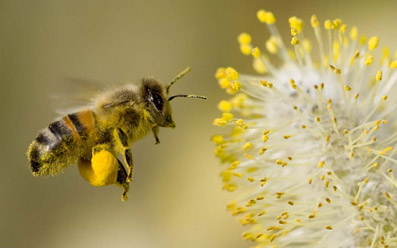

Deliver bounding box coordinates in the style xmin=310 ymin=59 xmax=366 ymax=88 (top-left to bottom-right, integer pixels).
xmin=115 ymin=159 xmax=130 ymax=201
xmin=152 ymin=126 xmax=160 ymax=145
xmin=116 ymin=128 xmax=134 ymax=182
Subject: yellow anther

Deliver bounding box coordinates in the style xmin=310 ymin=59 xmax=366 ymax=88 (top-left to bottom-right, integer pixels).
xmin=215 ymin=68 xmax=226 ymax=79
xmin=253 ymin=57 xmax=267 ymax=74
xmin=226 ymin=67 xmax=239 ymax=80
xmin=259 ymin=147 xmax=267 ymax=155
xmin=376 ymin=70 xmax=383 ymax=81
xmin=235 ymin=119 xmax=247 ymax=129
xmin=252 ymin=47 xmax=261 ymax=58
xmin=232 ymin=81 xmax=242 ymax=91
xmin=240 ymin=44 xmax=251 ymax=55
xmin=238 ymin=33 xmax=252 ymax=44
xmin=289 ymin=79 xmax=297 ymax=89
xmin=256 ymin=196 xmax=264 ymax=200
xmin=364 ymin=178 xmax=369 ymax=184
xmin=308 ymin=178 xmax=312 ymax=184
xmin=262 ymin=135 xmax=269 ymax=142
xmin=279 ymin=220 xmax=287 ymax=224
xmin=211 ymin=135 xmax=223 ymax=144
xmin=320 ymin=175 xmax=325 ymax=180
xmin=344 ymin=85 xmax=352 ymax=91
xmin=324 ymin=20 xmax=333 ymax=30
xmin=275 ymin=159 xmax=283 ymax=165
xmin=368 ymin=36 xmax=379 ymax=50
xmin=360 ymin=35 xmax=367 ymax=45
xmin=288 ymin=201 xmax=294 ymax=205
xmin=354 ymin=93 xmax=359 ymax=99
xmin=329 ymin=64 xmax=341 ymax=74
xmin=339 ymin=24 xmax=347 ymax=33
xmin=289 ymin=16 xmax=304 ymax=32
xmin=265 ymin=12 xmax=276 ymax=24
xmin=365 ymin=54 xmax=373 ymax=65
xmin=256 ymin=9 xmax=267 ymax=23
xmin=213 ymin=118 xmax=227 ymax=127
xmin=242 ymin=142 xmax=253 ymax=151
xmin=266 ymin=36 xmax=278 ymax=54
xmin=315 ymin=116 xmax=321 ymax=122
xmin=325 ymin=198 xmax=331 ymax=203
xmin=233 ymin=172 xmax=243 ymax=177
xmin=218 ymin=100 xmax=232 ymax=112
xmin=247 ymin=177 xmax=254 ymax=182
xmin=350 ymin=27 xmax=358 ymax=40
xmin=311 ymin=15 xmax=319 ymax=27
xmin=260 ymin=80 xmax=268 ymax=87
xmin=318 ymin=160 xmax=325 ymax=168
xmin=291 ymin=36 xmax=299 ymax=45
xmin=269 ymin=234 xmax=277 ymax=242
xmin=267 ymin=226 xmax=276 ymax=231
xmin=382 ymin=95 xmax=388 ymax=101
xmin=222 ymin=113 xmax=234 ymax=122
xmin=258 ymin=210 xmax=266 ymax=216
xmin=283 ymin=134 xmax=291 ymax=139
xmin=390 ymin=61 xmax=397 ymax=68
xmin=385 ymin=192 xmax=391 ymax=199
xmin=333 ymin=19 xmax=342 ymax=29
xmin=326 ymin=226 xmax=333 ymax=230
xmin=325 ymin=180 xmax=329 ymax=188
xmin=218 ymin=78 xmax=230 ymax=89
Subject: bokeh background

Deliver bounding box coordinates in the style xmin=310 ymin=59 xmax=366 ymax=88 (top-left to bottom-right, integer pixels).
xmin=2 ymin=0 xmax=397 ymax=247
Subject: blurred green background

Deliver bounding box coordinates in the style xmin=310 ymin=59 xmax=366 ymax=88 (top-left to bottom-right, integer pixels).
xmin=1 ymin=0 xmax=397 ymax=247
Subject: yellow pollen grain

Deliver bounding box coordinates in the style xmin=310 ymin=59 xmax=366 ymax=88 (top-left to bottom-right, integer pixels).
xmin=222 ymin=112 xmax=234 ymax=122
xmin=308 ymin=178 xmax=312 ymax=184
xmin=318 ymin=202 xmax=323 ymax=208
xmin=368 ymin=36 xmax=379 ymax=50
xmin=291 ymin=36 xmax=299 ymax=45
xmin=225 ymin=67 xmax=239 ymax=80
xmin=288 ymin=201 xmax=294 ymax=205
xmin=259 ymin=147 xmax=267 ymax=155
xmin=320 ymin=175 xmax=325 ymax=180
xmin=262 ymin=135 xmax=269 ymax=142
xmin=390 ymin=61 xmax=397 ymax=68
xmin=382 ymin=95 xmax=388 ymax=101
xmin=279 ymin=220 xmax=287 ymax=224
xmin=333 ymin=186 xmax=338 ymax=191
xmin=240 ymin=44 xmax=251 ymax=55
xmin=218 ymin=78 xmax=230 ymax=89
xmin=232 ymin=81 xmax=242 ymax=91
xmin=318 ymin=160 xmax=325 ymax=168
xmin=211 ymin=135 xmax=223 ymax=144
xmin=252 ymin=47 xmax=261 ymax=58
xmin=242 ymin=142 xmax=253 ymax=151
xmin=213 ymin=118 xmax=227 ymax=127
xmin=256 ymin=196 xmax=264 ymax=200
xmin=311 ymin=15 xmax=319 ymax=27
xmin=238 ymin=33 xmax=252 ymax=44
xmin=326 ymin=226 xmax=333 ymax=230
xmin=289 ymin=16 xmax=304 ymax=32
xmin=326 ymin=198 xmax=331 ymax=203
xmin=365 ymin=54 xmax=374 ymax=65
xmin=218 ymin=100 xmax=232 ymax=112
xmin=376 ymin=70 xmax=383 ymax=81
xmin=324 ymin=20 xmax=333 ymax=30
xmin=315 ymin=116 xmax=321 ymax=122
xmin=289 ymin=79 xmax=297 ymax=89
xmin=283 ymin=134 xmax=291 ymax=139
xmin=344 ymin=85 xmax=351 ymax=91
xmin=266 ymin=36 xmax=278 ymax=54
xmin=333 ymin=19 xmax=342 ymax=29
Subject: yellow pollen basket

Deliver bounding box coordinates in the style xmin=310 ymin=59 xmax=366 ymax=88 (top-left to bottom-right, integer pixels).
xmin=78 ymin=150 xmax=119 ymax=187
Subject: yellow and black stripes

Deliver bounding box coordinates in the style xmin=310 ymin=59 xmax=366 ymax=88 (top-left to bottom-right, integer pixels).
xmin=28 ymin=110 xmax=98 ymax=176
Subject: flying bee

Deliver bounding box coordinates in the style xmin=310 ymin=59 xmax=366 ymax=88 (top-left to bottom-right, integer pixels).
xmin=27 ymin=67 xmax=206 ymax=201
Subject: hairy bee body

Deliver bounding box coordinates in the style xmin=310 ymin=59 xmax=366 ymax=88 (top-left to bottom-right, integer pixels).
xmin=27 ymin=68 xmax=205 ymax=201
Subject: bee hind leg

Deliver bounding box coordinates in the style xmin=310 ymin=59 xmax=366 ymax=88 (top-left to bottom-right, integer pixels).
xmin=115 ymin=159 xmax=130 ymax=201
xmin=115 ymin=128 xmax=134 ymax=182
xmin=152 ymin=126 xmax=160 ymax=145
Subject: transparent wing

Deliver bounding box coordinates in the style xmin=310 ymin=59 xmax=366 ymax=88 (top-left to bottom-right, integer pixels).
xmin=48 ymin=77 xmax=111 ymax=115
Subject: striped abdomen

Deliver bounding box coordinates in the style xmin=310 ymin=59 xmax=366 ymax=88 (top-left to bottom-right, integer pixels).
xmin=28 ymin=110 xmax=98 ymax=176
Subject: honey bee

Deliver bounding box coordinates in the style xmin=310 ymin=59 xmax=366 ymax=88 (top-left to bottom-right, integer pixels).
xmin=27 ymin=67 xmax=206 ymax=201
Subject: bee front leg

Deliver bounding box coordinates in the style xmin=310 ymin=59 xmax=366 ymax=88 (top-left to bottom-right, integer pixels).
xmin=152 ymin=126 xmax=160 ymax=145
xmin=115 ymin=128 xmax=134 ymax=182
xmin=115 ymin=159 xmax=130 ymax=201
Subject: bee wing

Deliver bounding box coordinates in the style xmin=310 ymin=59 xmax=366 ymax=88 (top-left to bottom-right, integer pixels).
xmin=49 ymin=77 xmax=111 ymax=115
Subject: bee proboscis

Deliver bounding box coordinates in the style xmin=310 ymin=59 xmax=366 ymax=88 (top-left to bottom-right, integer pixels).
xmin=27 ymin=67 xmax=206 ymax=201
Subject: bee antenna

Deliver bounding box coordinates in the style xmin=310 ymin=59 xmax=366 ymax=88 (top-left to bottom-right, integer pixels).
xmin=168 ymin=94 xmax=207 ymax=101
xmin=166 ymin=67 xmax=191 ymax=95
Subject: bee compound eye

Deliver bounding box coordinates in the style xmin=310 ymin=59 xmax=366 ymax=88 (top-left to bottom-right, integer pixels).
xmin=151 ymin=92 xmax=164 ymax=111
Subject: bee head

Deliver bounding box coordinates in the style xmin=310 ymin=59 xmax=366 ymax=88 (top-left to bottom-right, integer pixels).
xmin=141 ymin=78 xmax=175 ymax=128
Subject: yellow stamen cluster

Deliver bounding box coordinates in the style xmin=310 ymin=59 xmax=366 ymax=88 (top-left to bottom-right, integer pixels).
xmin=214 ymin=10 xmax=397 ymax=248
